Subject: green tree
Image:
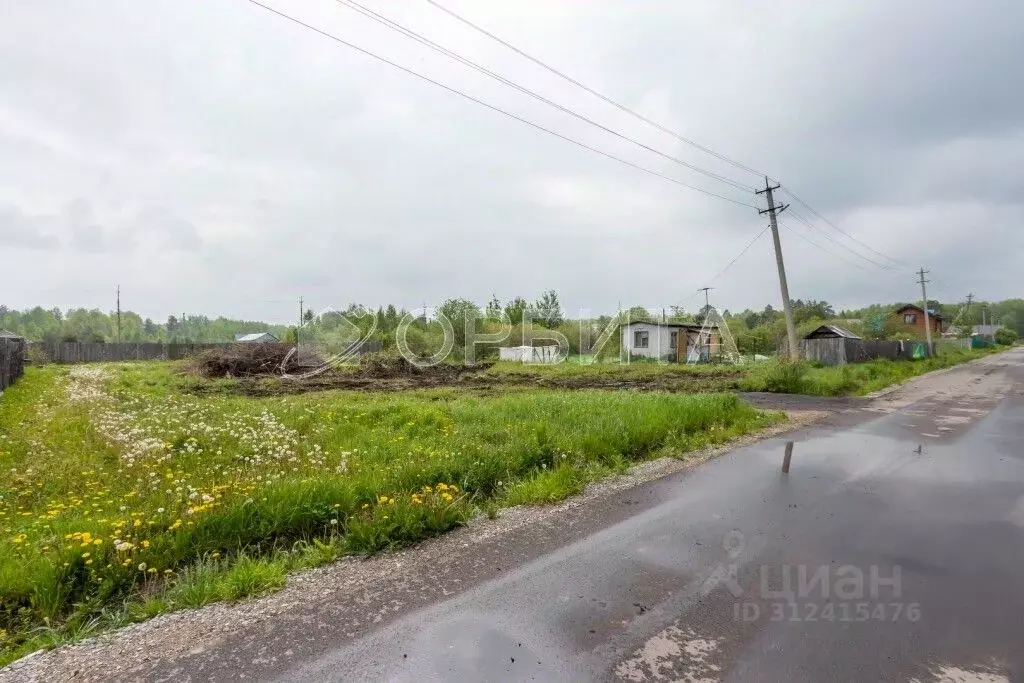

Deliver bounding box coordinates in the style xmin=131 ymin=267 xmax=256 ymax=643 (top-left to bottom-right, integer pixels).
xmin=532 ymin=290 xmax=563 ymax=328
xmin=438 ymin=298 xmax=480 ymax=347
xmin=504 ymin=297 xmax=528 ymax=325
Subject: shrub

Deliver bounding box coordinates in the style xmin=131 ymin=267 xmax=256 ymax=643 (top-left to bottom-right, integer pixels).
xmin=994 ymin=327 xmax=1018 ymax=345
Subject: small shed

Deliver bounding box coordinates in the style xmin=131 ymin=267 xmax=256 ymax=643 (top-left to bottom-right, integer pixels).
xmin=234 ymin=332 xmax=279 ymax=343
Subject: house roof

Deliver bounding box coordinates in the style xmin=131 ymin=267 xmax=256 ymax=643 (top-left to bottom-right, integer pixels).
xmin=619 ymin=320 xmax=716 ymax=330
xmin=894 ymin=304 xmax=944 ymax=320
xmin=0 ymin=330 xmax=22 ymax=338
xmin=234 ymin=332 xmax=278 ymax=342
xmin=804 ymin=324 xmax=861 ymax=340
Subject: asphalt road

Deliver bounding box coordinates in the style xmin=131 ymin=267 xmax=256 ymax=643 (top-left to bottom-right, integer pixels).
xmin=286 ymin=349 xmax=1024 ymax=683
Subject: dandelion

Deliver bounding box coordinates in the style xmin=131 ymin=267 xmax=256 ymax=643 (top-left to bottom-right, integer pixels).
xmin=138 ymin=562 xmax=147 ymax=572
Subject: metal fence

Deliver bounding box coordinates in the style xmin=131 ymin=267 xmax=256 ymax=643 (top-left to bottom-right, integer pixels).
xmin=30 ymin=342 xmax=232 ymax=364
xmin=1 ymin=336 xmax=27 ymax=391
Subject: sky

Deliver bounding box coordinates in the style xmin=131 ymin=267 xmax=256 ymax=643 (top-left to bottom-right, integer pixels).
xmin=2 ymin=0 xmax=1022 ymax=324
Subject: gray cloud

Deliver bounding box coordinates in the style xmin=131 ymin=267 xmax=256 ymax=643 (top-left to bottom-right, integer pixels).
xmin=0 ymin=205 xmax=61 ymax=250
xmin=0 ymin=0 xmax=1021 ymax=321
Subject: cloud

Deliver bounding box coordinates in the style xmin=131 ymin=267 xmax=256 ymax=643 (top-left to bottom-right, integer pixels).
xmin=0 ymin=0 xmax=1021 ymax=320
xmin=0 ymin=205 xmax=60 ymax=250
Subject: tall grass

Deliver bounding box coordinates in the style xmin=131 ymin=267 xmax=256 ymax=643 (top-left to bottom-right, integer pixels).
xmin=740 ymin=347 xmax=1000 ymax=396
xmin=0 ymin=363 xmax=778 ymax=661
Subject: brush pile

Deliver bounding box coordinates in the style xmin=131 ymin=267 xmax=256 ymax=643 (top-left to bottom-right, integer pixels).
xmin=191 ymin=343 xmax=310 ymax=378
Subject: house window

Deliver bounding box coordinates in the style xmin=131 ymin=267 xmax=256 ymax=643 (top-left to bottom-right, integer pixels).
xmin=904 ymin=313 xmax=917 ymax=324
xmin=670 ymin=331 xmax=678 ymax=348
xmin=634 ymin=330 xmax=649 ymax=348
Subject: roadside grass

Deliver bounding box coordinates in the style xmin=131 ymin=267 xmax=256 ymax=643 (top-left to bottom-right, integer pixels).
xmin=0 ymin=362 xmax=779 ymax=663
xmin=740 ymin=347 xmax=1002 ymax=396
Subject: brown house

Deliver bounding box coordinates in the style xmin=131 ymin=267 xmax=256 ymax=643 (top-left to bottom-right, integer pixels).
xmin=891 ymin=304 xmax=943 ymax=338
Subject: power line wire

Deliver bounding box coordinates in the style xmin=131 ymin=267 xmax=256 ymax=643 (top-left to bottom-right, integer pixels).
xmin=423 ymin=1 xmax=912 ymax=273
xmin=780 ymin=187 xmax=907 ymax=267
xmin=424 ymin=0 xmax=768 ymax=180
xmin=679 ymin=225 xmax=771 ymax=306
xmin=246 ymin=0 xmax=759 ymax=209
xmin=786 ymin=209 xmax=899 ymax=271
xmin=781 ymin=221 xmax=873 ymax=273
xmin=335 ymin=0 xmax=755 ymax=193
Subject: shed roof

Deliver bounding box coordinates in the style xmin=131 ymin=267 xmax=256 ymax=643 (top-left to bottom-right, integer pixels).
xmin=234 ymin=332 xmax=278 ymax=342
xmin=803 ymin=324 xmax=861 ymax=340
xmin=0 ymin=330 xmax=22 ymax=338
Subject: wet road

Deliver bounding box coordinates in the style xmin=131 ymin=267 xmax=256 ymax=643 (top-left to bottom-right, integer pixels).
xmin=286 ymin=349 xmax=1024 ymax=682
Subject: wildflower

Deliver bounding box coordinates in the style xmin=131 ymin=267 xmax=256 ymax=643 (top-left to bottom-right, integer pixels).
xmin=330 ymin=518 xmax=338 ymax=525
xmin=138 ymin=562 xmax=147 ymax=572
xmin=361 ymin=503 xmax=369 ymax=510
xmin=441 ymin=493 xmax=453 ymax=502
xmin=378 ymin=495 xmax=389 ymax=504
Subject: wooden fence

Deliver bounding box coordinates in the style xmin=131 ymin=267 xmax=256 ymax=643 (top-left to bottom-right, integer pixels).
xmin=801 ymin=338 xmax=930 ymax=366
xmin=30 ymin=342 xmax=232 ymax=364
xmin=1 ymin=336 xmax=27 ymax=391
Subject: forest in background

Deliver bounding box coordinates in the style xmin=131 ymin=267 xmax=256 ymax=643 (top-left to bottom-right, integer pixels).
xmin=2 ymin=293 xmax=1021 ymax=356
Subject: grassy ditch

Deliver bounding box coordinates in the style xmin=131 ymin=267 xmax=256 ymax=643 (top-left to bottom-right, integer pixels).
xmin=740 ymin=347 xmax=1002 ymax=396
xmin=0 ymin=362 xmax=781 ymax=662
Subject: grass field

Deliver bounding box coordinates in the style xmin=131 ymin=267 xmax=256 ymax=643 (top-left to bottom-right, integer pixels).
xmin=0 ymin=362 xmax=780 ymax=662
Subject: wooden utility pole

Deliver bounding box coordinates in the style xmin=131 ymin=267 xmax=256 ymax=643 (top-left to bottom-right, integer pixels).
xmin=116 ymin=285 xmax=122 ymax=344
xmin=756 ymin=178 xmax=799 ymax=360
xmin=298 ymin=296 xmax=304 ymax=351
xmin=697 ymin=287 xmax=714 ymax=313
xmin=917 ymin=267 xmax=933 ymax=354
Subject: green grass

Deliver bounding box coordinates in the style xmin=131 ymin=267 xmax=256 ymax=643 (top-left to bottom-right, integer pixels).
xmin=0 ymin=361 xmax=779 ymax=662
xmin=740 ymin=347 xmax=1002 ymax=396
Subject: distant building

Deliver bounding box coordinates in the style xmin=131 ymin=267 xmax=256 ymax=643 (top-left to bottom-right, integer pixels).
xmin=0 ymin=330 xmax=22 ymax=339
xmin=972 ymin=324 xmax=1000 ymax=340
xmin=234 ymin=332 xmax=279 ymax=343
xmin=890 ymin=304 xmax=943 ymax=338
xmin=619 ymin=321 xmax=722 ymax=363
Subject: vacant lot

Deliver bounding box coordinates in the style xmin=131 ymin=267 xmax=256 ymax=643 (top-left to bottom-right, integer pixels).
xmin=190 ymin=347 xmax=1004 ymax=398
xmin=0 ymin=362 xmax=779 ymax=662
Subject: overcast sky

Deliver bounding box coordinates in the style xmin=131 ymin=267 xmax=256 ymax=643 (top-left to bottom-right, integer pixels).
xmin=2 ymin=0 xmax=1022 ymax=323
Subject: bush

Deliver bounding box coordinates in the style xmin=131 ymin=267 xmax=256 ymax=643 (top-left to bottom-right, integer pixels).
xmin=994 ymin=327 xmax=1018 ymax=345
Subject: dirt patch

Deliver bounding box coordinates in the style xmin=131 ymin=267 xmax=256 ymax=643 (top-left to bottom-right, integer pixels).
xmin=194 ymin=369 xmax=743 ymax=397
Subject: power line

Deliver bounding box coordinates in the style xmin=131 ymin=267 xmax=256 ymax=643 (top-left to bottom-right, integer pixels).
xmin=779 ymin=187 xmax=907 ymax=267
xmin=334 ymin=0 xmax=755 ymax=193
xmin=424 ymin=0 xmax=768 ymax=180
xmin=679 ymin=224 xmax=771 ymax=307
xmin=424 ymin=0 xmax=909 ymax=276
xmin=246 ymin=0 xmax=759 ymax=210
xmin=781 ymin=221 xmax=873 ymax=273
xmin=786 ymin=209 xmax=898 ymax=271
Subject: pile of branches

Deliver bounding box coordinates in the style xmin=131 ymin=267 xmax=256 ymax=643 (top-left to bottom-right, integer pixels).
xmin=191 ymin=343 xmax=300 ymax=378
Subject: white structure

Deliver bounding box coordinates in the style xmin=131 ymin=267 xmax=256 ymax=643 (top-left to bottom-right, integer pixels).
xmin=498 ymin=345 xmax=561 ymax=363
xmin=619 ymin=321 xmax=721 ymax=362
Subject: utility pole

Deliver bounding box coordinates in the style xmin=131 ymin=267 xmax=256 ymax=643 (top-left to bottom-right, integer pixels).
xmin=298 ymin=296 xmax=303 ymax=351
xmin=917 ymin=267 xmax=933 ymax=354
xmin=756 ymin=177 xmax=799 ymax=361
xmin=116 ymin=285 xmax=122 ymax=344
xmin=697 ymin=287 xmax=714 ymax=313
xmin=964 ymin=293 xmax=974 ymax=329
